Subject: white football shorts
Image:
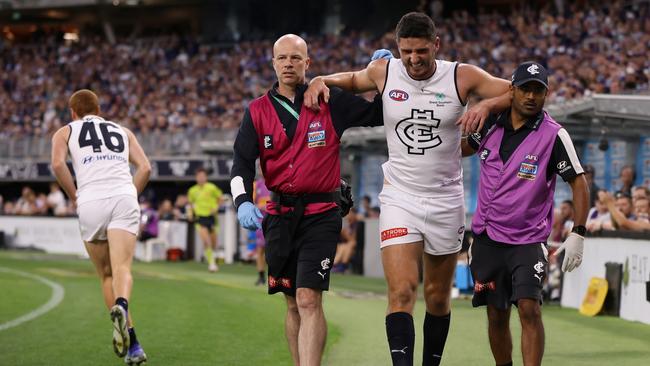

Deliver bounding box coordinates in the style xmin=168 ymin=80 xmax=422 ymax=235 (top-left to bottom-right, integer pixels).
xmin=378 ymin=184 xmax=465 ymax=255
xmin=77 ymin=194 xmax=140 ymax=242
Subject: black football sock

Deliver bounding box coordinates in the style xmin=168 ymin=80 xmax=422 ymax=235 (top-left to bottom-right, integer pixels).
xmin=422 ymin=312 xmax=450 ymax=366
xmin=115 ymin=297 xmax=129 ymax=312
xmin=386 ymin=312 xmax=415 ymax=366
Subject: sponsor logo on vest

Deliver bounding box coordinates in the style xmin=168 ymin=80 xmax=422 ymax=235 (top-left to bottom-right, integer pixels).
xmin=429 ymin=92 xmax=453 ymax=107
xmin=474 ymin=280 xmax=496 ymax=293
xmin=264 ymin=135 xmax=273 ymax=149
xmin=381 ymin=227 xmax=408 ymax=241
xmin=307 ymin=130 xmax=326 ymax=148
xmin=309 ymin=121 xmax=322 ymax=130
xmin=395 ymin=109 xmax=442 ymax=155
xmin=517 ymin=162 xmax=538 ymax=180
xmin=389 ymin=89 xmax=409 ymax=101
xmin=308 ymin=130 xmax=325 ymax=142
xmin=526 ymin=154 xmax=538 ymax=161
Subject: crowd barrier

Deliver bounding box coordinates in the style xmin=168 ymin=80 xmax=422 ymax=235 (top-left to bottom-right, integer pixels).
xmin=561 ymin=236 xmax=650 ymax=325
xmin=0 ymin=210 xmax=238 ymax=264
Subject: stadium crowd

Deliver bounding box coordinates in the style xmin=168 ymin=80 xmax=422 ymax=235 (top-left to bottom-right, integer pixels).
xmin=0 ymin=0 xmax=648 ymax=137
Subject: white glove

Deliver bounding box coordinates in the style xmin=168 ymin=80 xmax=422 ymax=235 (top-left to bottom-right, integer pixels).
xmin=555 ymin=232 xmax=584 ymax=272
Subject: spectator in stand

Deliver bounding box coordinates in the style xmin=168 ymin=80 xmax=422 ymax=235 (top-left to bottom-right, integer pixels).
xmin=586 ymin=189 xmax=611 ymax=232
xmin=15 ymin=187 xmax=38 ymax=215
xmin=599 ymin=190 xmax=650 ymax=231
xmin=173 ymin=194 xmax=189 ymax=220
xmin=550 ymin=200 xmax=574 ymax=242
xmin=47 ymin=182 xmax=68 ymax=216
xmin=583 ymin=165 xmax=599 ymax=207
xmin=632 ymin=186 xmax=649 ymax=204
xmin=617 ymin=165 xmax=636 ymax=197
xmin=333 ymin=208 xmax=360 ymax=273
xmin=158 ymin=199 xmax=175 ymax=220
xmin=1 ymin=1 xmax=649 ymax=137
xmin=359 ymin=195 xmax=372 ymax=218
xmin=139 ymin=199 xmax=159 ymax=241
xmin=3 ymin=201 xmax=14 ymax=215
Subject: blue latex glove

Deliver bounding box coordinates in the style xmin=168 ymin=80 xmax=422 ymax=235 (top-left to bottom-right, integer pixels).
xmin=237 ymin=202 xmax=263 ymax=230
xmin=371 ymin=49 xmax=394 ymax=61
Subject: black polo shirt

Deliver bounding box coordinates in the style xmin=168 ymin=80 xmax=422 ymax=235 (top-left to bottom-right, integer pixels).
xmin=467 ymin=109 xmax=584 ymax=182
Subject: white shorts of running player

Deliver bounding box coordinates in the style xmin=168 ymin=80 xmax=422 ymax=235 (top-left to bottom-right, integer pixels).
xmin=379 ymin=185 xmax=465 ymax=255
xmin=77 ymin=195 xmax=140 ymax=242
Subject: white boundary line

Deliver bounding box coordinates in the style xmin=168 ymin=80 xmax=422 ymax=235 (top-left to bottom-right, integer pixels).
xmin=0 ymin=266 xmax=65 ymax=331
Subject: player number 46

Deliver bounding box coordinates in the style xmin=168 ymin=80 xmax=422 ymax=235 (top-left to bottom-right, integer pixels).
xmin=78 ymin=122 xmax=125 ymax=153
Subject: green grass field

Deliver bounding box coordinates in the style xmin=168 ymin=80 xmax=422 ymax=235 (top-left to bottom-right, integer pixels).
xmin=1 ymin=250 xmax=649 ymax=365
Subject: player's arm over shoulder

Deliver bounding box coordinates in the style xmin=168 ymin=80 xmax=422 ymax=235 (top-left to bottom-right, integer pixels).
xmin=318 ymin=58 xmax=388 ymax=94
xmin=456 ymin=63 xmax=510 ymax=102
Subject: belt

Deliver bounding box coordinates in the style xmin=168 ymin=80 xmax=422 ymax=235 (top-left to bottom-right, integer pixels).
xmin=270 ymin=191 xmax=338 ymax=207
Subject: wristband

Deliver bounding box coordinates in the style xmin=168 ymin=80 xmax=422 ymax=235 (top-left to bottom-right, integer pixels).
xmin=571 ymin=225 xmax=586 ymax=236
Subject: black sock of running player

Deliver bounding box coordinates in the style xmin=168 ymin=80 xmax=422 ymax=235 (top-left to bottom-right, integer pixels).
xmin=259 ymin=270 xmax=265 ymax=279
xmin=128 ymin=327 xmax=139 ymax=346
xmin=115 ymin=297 xmax=129 ymax=312
xmin=422 ymin=312 xmax=450 ymax=366
xmin=386 ymin=312 xmax=415 ymax=366
xmin=496 ymin=362 xmax=513 ymax=366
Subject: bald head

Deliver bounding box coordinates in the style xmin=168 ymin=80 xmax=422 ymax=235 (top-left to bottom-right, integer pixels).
xmin=273 ymin=34 xmax=308 ymax=58
xmin=272 ymin=34 xmax=310 ymax=89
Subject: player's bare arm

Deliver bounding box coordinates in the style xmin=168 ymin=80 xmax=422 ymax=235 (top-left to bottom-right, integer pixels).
xmin=51 ymin=126 xmax=77 ymax=203
xmin=569 ymin=174 xmax=589 ymax=228
xmin=304 ymin=58 xmax=388 ymax=110
xmin=125 ymin=127 xmax=152 ymax=194
xmin=456 ymin=64 xmax=511 ymax=135
xmin=51 ymin=126 xmax=76 ymax=201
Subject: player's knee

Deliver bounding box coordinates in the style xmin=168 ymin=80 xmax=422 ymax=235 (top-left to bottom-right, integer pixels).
xmin=296 ymin=289 xmax=322 ymax=312
xmin=517 ymin=301 xmax=542 ymax=325
xmin=99 ymin=263 xmax=112 ymax=279
xmin=389 ymin=284 xmax=417 ymax=308
xmin=487 ymin=309 xmax=510 ymax=329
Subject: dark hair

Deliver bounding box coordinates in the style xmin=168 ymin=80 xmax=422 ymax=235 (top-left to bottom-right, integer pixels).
xmin=396 ymin=12 xmax=437 ymax=41
xmin=195 ymin=167 xmax=208 ymax=175
xmin=562 ymin=199 xmax=574 ymax=208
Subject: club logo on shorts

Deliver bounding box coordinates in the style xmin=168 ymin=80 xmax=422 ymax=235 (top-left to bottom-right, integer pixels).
xmin=321 ymin=258 xmax=331 ymax=270
xmin=389 ymin=89 xmax=409 ymax=101
xmin=381 ymin=227 xmax=408 ymax=241
xmin=533 ymin=261 xmax=545 ymax=282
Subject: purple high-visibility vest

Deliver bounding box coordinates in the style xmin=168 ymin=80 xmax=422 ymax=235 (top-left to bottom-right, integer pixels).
xmin=472 ymin=112 xmax=561 ymax=245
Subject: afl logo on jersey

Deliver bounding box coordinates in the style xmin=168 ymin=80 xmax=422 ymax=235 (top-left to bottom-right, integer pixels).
xmin=389 ymin=89 xmax=409 ymax=101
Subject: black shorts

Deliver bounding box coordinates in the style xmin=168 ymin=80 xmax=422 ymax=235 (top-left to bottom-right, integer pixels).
xmin=196 ymin=216 xmax=216 ymax=230
xmin=469 ymin=232 xmax=549 ymax=309
xmin=262 ymin=209 xmax=341 ymax=296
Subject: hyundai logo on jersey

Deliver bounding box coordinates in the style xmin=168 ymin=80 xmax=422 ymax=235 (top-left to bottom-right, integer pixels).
xmin=389 ymin=89 xmax=409 ymax=101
